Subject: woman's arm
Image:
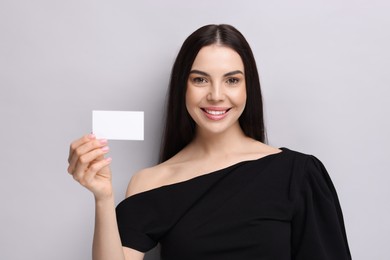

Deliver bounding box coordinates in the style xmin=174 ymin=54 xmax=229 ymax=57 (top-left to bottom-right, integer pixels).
xmin=291 ymin=155 xmax=351 ymax=259
xmin=67 ymin=134 xmax=144 ymax=260
xmin=93 ymin=196 xmax=144 ymax=260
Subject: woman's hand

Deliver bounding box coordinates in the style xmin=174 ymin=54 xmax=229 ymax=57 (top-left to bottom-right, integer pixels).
xmin=67 ymin=134 xmax=113 ymax=201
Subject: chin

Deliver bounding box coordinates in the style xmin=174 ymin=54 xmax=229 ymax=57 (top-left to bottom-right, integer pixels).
xmin=198 ymin=121 xmax=241 ymax=136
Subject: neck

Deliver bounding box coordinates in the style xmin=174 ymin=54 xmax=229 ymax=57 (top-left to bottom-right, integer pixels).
xmin=189 ymin=123 xmax=249 ymax=157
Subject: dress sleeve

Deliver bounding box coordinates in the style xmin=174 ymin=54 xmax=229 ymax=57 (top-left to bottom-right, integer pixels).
xmin=291 ymin=155 xmax=352 ymax=260
xmin=115 ymin=195 xmax=159 ymax=252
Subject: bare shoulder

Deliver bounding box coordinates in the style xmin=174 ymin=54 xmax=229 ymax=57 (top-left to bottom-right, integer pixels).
xmin=247 ymin=139 xmax=282 ymax=157
xmin=261 ymin=143 xmax=282 ymax=155
xmin=124 ymin=142 xmax=280 ymax=198
xmin=125 ymin=163 xmax=172 ymax=198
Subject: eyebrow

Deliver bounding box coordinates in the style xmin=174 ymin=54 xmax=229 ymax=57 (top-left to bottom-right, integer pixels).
xmin=189 ymin=69 xmax=244 ymax=77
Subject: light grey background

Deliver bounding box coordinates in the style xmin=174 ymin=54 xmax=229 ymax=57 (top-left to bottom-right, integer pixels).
xmin=1 ymin=0 xmax=389 ymax=259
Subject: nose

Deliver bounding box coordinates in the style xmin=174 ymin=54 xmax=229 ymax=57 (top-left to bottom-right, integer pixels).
xmin=207 ymin=83 xmax=225 ymax=101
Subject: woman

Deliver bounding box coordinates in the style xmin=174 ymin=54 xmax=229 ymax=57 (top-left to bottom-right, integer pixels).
xmin=67 ymin=24 xmax=352 ymax=260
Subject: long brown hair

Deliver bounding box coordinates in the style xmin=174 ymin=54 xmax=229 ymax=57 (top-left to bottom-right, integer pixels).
xmin=159 ymin=24 xmax=265 ymax=162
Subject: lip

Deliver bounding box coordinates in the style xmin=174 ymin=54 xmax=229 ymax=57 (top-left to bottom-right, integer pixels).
xmin=201 ymin=107 xmax=231 ymax=121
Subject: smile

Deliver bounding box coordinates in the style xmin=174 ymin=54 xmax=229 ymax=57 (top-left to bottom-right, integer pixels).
xmin=201 ymin=108 xmax=231 ymax=120
xmin=204 ymin=109 xmax=228 ymax=115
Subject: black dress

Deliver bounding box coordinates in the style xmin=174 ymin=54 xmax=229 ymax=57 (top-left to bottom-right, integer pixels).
xmin=116 ymin=148 xmax=352 ymax=259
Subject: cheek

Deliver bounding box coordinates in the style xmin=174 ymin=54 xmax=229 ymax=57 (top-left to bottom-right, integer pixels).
xmin=241 ymin=83 xmax=247 ymax=103
xmin=185 ymin=85 xmax=199 ymax=114
xmin=185 ymin=87 xmax=203 ymax=123
xmin=235 ymin=87 xmax=247 ymax=116
xmin=240 ymin=95 xmax=247 ymax=113
xmin=234 ymin=86 xmax=247 ymax=108
xmin=185 ymin=86 xmax=204 ymax=107
xmin=185 ymin=87 xmax=193 ymax=110
xmin=241 ymin=89 xmax=247 ymax=104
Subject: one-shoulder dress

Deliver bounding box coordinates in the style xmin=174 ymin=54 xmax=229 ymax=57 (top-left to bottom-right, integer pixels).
xmin=116 ymin=148 xmax=352 ymax=259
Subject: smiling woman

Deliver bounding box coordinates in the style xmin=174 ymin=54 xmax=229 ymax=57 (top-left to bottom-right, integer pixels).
xmin=160 ymin=24 xmax=265 ymax=162
xmin=67 ymin=24 xmax=352 ymax=260
xmin=185 ymin=45 xmax=247 ymax=136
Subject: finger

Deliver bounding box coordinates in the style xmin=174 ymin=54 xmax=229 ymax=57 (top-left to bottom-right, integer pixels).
xmin=82 ymin=157 xmax=112 ymax=186
xmin=75 ymin=157 xmax=112 ymax=187
xmin=68 ymin=139 xmax=108 ymax=174
xmin=68 ymin=144 xmax=109 ymax=175
xmin=68 ymin=134 xmax=96 ymax=163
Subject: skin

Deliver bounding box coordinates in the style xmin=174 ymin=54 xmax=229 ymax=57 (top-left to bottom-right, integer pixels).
xmin=67 ymin=44 xmax=280 ymax=260
xmin=67 ymin=135 xmax=143 ymax=260
xmin=186 ymin=45 xmax=247 ymax=138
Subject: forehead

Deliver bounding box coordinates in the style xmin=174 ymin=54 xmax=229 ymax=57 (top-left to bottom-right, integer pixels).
xmin=191 ymin=44 xmax=244 ymax=72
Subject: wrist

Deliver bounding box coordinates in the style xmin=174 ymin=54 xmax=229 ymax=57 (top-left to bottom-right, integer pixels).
xmin=94 ymin=193 xmax=115 ymax=206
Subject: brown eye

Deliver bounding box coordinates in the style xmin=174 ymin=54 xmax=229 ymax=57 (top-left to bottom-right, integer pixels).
xmin=192 ymin=77 xmax=208 ymax=84
xmin=226 ymin=78 xmax=240 ymax=85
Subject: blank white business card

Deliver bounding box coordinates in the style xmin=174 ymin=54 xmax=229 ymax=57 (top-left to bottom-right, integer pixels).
xmin=92 ymin=110 xmax=144 ymax=140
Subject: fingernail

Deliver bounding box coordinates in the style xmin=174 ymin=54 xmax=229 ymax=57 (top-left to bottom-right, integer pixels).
xmin=101 ymin=146 xmax=109 ymax=152
xmin=106 ymin=157 xmax=112 ymax=162
xmin=99 ymin=139 xmax=107 ymax=144
xmin=89 ymin=134 xmax=96 ymax=139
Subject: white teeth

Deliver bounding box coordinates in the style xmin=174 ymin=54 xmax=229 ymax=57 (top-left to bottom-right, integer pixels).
xmin=205 ymin=109 xmax=227 ymax=115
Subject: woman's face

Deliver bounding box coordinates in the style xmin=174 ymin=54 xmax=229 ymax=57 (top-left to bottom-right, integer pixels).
xmin=186 ymin=44 xmax=247 ymax=136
